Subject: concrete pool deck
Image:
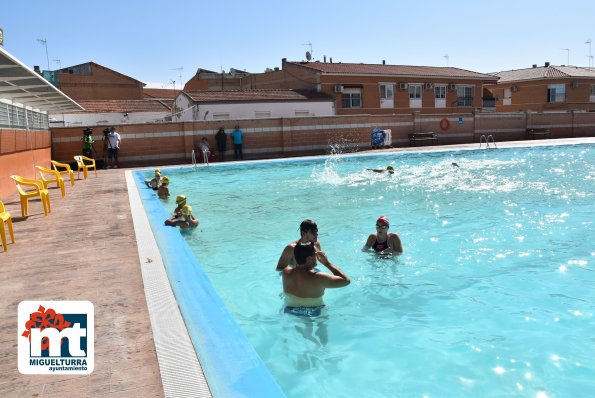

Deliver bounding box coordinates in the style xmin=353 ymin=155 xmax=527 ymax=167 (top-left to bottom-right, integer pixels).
xmin=1 ymin=137 xmax=593 ymax=397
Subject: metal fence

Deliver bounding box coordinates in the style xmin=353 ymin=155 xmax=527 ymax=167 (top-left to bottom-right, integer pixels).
xmin=0 ymin=103 xmax=49 ymax=130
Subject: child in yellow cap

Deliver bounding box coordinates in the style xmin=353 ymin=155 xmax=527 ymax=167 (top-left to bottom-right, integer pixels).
xmin=145 ymin=169 xmax=162 ymax=190
xmin=158 ymin=176 xmax=170 ymax=198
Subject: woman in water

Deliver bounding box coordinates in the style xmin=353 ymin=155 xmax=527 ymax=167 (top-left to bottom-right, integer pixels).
xmin=362 ymin=216 xmax=403 ymax=256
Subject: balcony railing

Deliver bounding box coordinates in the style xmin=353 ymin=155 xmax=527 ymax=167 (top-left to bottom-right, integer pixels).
xmin=482 ymin=98 xmax=496 ymax=108
xmin=457 ymin=96 xmax=473 ymax=107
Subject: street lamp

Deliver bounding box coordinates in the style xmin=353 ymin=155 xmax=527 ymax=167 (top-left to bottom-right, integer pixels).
xmin=37 ymin=38 xmax=50 ymax=71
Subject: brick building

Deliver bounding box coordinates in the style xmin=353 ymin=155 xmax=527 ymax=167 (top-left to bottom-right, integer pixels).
xmin=49 ymin=62 xmax=145 ymax=100
xmin=184 ymin=68 xmax=250 ymax=91
xmin=240 ymin=59 xmax=499 ymax=115
xmin=486 ymin=63 xmax=595 ymax=112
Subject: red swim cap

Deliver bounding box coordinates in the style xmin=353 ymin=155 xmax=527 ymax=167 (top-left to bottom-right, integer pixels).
xmin=376 ymin=216 xmax=390 ymax=226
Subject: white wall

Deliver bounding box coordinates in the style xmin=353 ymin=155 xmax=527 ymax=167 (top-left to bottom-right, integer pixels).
xmin=49 ymin=111 xmax=171 ymax=127
xmin=173 ymin=99 xmax=335 ymax=122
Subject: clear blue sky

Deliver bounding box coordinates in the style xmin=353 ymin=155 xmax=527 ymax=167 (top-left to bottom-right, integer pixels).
xmin=2 ymin=1 xmax=594 ymax=88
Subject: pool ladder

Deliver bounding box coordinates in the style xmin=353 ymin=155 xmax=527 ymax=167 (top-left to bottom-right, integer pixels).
xmin=191 ymin=149 xmax=198 ymax=169
xmin=191 ymin=149 xmax=209 ymax=169
xmin=479 ymin=134 xmax=497 ymax=149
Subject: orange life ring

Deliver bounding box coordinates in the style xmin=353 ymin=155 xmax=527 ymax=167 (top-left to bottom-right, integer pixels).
xmin=439 ymin=118 xmax=450 ymax=131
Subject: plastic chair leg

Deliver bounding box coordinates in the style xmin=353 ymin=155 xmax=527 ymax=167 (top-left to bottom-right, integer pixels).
xmin=0 ymin=223 xmax=6 ymax=251
xmin=7 ymin=217 xmax=14 ymax=243
xmin=20 ymin=197 xmax=28 ymax=217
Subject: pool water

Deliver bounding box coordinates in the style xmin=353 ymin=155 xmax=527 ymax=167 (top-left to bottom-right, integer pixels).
xmin=150 ymin=144 xmax=594 ymax=397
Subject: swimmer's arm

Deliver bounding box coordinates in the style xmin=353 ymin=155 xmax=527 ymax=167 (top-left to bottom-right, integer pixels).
xmin=276 ymin=244 xmax=293 ymax=271
xmin=316 ymin=252 xmax=350 ymax=287
xmin=361 ymin=234 xmax=375 ymax=251
xmin=389 ymin=233 xmax=403 ymax=254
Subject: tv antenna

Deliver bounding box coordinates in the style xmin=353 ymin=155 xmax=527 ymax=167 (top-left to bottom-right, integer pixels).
xmin=443 ymin=54 xmax=449 ymax=66
xmin=170 ymin=67 xmax=183 ymax=85
xmin=559 ymin=48 xmax=569 ymax=65
xmin=303 ymin=42 xmax=313 ymax=61
xmin=36 ymin=38 xmax=50 ymax=70
xmin=586 ymin=39 xmax=592 ymax=68
xmin=52 ymin=58 xmax=62 ymax=69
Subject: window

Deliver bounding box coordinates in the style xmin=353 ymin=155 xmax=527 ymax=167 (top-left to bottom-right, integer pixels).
xmin=213 ymin=113 xmax=230 ymax=120
xmin=255 ymin=111 xmax=271 ymax=118
xmin=380 ymin=84 xmax=394 ymax=99
xmin=342 ymin=88 xmax=362 ymax=108
xmin=547 ymin=84 xmax=566 ymax=103
xmin=591 ymin=85 xmax=595 ymax=96
xmin=409 ymin=84 xmax=422 ymax=99
xmin=456 ymin=85 xmax=474 ymax=106
xmin=294 ymin=111 xmax=310 ymax=117
xmin=435 ymin=85 xmax=446 ymax=99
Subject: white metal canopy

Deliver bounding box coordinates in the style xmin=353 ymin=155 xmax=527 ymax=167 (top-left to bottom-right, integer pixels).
xmin=0 ymin=46 xmax=82 ymax=112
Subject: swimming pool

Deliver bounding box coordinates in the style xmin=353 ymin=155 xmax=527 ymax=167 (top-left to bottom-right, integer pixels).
xmin=135 ymin=142 xmax=594 ymax=397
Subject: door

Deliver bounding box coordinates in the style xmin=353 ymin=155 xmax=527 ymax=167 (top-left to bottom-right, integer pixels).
xmin=409 ymin=84 xmax=422 ymax=108
xmin=380 ymin=84 xmax=394 ymax=108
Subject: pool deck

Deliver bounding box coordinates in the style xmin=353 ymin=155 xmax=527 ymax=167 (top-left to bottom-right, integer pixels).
xmin=0 ymin=137 xmax=592 ymax=397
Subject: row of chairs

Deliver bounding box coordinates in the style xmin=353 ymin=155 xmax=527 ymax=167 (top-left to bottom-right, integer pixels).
xmin=1 ymin=155 xmax=97 ymax=252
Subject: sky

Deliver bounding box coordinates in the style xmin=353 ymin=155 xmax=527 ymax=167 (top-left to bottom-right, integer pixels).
xmin=2 ymin=1 xmax=595 ymax=88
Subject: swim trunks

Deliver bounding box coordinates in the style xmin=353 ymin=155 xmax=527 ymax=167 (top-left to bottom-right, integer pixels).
xmin=284 ymin=293 xmax=325 ymax=317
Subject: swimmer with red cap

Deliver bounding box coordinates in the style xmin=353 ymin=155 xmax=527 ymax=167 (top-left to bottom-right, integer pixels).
xmin=362 ymin=215 xmax=403 ymax=256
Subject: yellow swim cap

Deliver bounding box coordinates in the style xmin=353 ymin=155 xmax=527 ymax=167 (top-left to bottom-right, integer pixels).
xmin=181 ymin=205 xmax=192 ymax=216
xmin=175 ymin=194 xmax=186 ymax=204
xmin=161 ymin=176 xmax=169 ymax=184
xmin=387 ymin=166 xmax=394 ymax=171
xmin=155 ymin=169 xmax=161 ymax=176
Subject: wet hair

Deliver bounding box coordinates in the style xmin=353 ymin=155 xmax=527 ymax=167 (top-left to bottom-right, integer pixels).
xmin=299 ymin=219 xmax=318 ymax=235
xmin=294 ymin=242 xmax=315 ymax=265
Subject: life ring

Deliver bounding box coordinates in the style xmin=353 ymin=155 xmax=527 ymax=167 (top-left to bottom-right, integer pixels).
xmin=439 ymin=118 xmax=450 ymax=131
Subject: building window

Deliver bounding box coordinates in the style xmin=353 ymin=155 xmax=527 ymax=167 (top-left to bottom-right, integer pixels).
xmin=409 ymin=84 xmax=422 ymax=99
xmin=547 ymin=84 xmax=566 ymax=103
xmin=255 ymin=111 xmax=271 ymax=118
xmin=342 ymin=88 xmax=362 ymax=108
xmin=591 ymin=85 xmax=595 ymax=96
xmin=213 ymin=113 xmax=230 ymax=120
xmin=435 ymin=85 xmax=446 ymax=99
xmin=380 ymin=84 xmax=394 ymax=99
xmin=294 ymin=111 xmax=310 ymax=117
xmin=456 ymin=85 xmax=474 ymax=106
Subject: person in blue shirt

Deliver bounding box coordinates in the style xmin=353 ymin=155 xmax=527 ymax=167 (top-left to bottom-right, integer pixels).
xmin=230 ymin=125 xmax=244 ymax=160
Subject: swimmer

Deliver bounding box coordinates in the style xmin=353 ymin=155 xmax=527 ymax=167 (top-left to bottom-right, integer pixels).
xmin=165 ymin=194 xmax=187 ymax=226
xmin=282 ymin=242 xmax=350 ymax=317
xmin=366 ymin=165 xmax=394 ymax=174
xmin=452 ymin=162 xmax=460 ymax=168
xmin=145 ymin=169 xmax=161 ymax=190
xmin=157 ymin=176 xmax=170 ymax=198
xmin=276 ymin=219 xmax=323 ymax=271
xmin=362 ymin=215 xmax=403 ymax=256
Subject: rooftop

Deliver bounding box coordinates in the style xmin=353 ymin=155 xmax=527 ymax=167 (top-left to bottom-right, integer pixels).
xmin=67 ymin=99 xmax=173 ymax=113
xmin=491 ymin=65 xmax=595 ymax=82
xmin=184 ymin=89 xmax=334 ymax=103
xmin=287 ymin=61 xmax=498 ymax=81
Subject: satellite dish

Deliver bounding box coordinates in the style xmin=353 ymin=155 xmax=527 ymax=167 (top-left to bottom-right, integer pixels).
xmin=305 ymin=51 xmax=312 ymax=61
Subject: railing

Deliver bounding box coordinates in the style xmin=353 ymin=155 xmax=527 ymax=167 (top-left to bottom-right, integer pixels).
xmin=457 ymin=96 xmax=474 ymax=107
xmin=0 ymin=103 xmax=49 ymax=130
xmin=479 ymin=134 xmax=497 ymax=149
xmin=482 ymin=98 xmax=496 ymax=108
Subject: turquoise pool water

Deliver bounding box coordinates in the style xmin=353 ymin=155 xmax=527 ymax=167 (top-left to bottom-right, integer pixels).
xmin=143 ymin=144 xmax=594 ymax=397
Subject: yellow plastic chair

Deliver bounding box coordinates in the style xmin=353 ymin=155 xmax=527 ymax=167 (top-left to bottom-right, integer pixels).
xmin=74 ymin=155 xmax=97 ymax=179
xmin=51 ymin=160 xmax=75 ymax=186
xmin=36 ymin=166 xmax=66 ymax=198
xmin=0 ymin=201 xmax=15 ymax=252
xmin=10 ymin=175 xmax=51 ymax=217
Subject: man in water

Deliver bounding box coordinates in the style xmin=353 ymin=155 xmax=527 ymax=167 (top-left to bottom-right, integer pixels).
xmin=276 ymin=219 xmax=322 ymax=271
xmin=282 ymin=242 xmax=350 ymax=317
xmin=366 ymin=165 xmax=394 ymax=174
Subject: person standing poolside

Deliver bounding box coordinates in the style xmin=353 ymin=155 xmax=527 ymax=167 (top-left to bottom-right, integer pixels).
xmin=362 ymin=215 xmax=403 ymax=256
xmin=215 ymin=127 xmax=227 ymax=161
xmin=282 ymin=242 xmax=350 ymax=317
xmin=231 ymin=124 xmax=243 ymax=160
xmin=276 ymin=219 xmax=323 ymax=271
xmin=107 ymin=127 xmax=121 ymax=168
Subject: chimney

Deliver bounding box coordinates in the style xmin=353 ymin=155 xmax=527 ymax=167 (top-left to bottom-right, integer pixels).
xmin=274 ymin=67 xmax=279 ymax=71
xmin=382 ymin=60 xmax=386 ymax=65
xmin=330 ymin=57 xmax=333 ymax=63
xmin=34 ymin=65 xmax=41 ymax=74
xmin=281 ymin=58 xmax=286 ymax=68
xmin=323 ymin=55 xmax=326 ymax=62
xmin=545 ymin=62 xmax=550 ymax=67
xmin=532 ymin=64 xmax=537 ymax=68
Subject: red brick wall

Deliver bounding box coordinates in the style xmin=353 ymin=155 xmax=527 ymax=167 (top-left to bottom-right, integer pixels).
xmin=57 ymin=64 xmax=144 ymax=100
xmin=48 ymin=112 xmax=595 ymax=170
xmin=0 ymin=129 xmax=52 ymax=200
